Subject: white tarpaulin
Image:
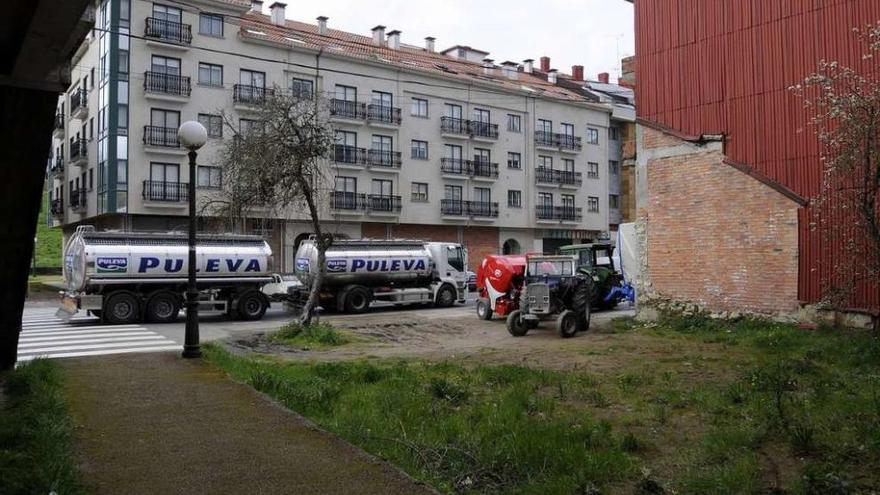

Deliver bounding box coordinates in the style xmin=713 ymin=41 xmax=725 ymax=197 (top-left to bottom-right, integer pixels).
xmin=616 ymin=223 xmax=639 ymax=284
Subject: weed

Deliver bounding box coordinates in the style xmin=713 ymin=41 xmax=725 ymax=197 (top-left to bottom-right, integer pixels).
xmin=620 ymin=431 xmax=645 ymax=452
xmin=270 ymin=321 xmax=349 ymax=347
xmin=789 ymin=423 xmax=818 ymax=456
xmin=428 ymin=376 xmax=470 ymax=406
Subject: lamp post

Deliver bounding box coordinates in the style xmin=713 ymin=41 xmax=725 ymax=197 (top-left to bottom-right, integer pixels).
xmin=178 ymin=121 xmax=208 ymax=359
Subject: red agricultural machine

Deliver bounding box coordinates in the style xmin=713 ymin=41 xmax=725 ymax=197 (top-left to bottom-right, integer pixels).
xmin=475 ymin=254 xmax=527 ymax=320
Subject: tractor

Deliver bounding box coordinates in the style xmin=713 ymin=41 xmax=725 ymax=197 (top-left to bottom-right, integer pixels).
xmin=558 ymin=242 xmax=628 ymax=310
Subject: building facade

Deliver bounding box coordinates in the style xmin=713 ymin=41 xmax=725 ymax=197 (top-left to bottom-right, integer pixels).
xmin=49 ymin=0 xmax=615 ymax=271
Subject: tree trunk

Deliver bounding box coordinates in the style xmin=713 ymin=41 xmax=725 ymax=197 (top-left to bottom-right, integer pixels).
xmin=296 ymin=168 xmax=328 ymax=327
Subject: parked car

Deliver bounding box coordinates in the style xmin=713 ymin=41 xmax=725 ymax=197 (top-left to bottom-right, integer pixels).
xmin=467 ymin=271 xmax=477 ymax=292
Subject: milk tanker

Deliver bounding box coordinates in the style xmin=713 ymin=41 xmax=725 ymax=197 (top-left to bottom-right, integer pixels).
xmin=59 ymin=225 xmax=281 ymax=324
xmin=290 ymin=239 xmax=468 ymax=313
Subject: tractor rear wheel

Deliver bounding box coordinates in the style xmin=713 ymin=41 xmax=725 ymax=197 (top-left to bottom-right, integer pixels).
xmin=506 ymin=310 xmax=528 ymax=337
xmin=572 ymin=280 xmax=593 ymax=332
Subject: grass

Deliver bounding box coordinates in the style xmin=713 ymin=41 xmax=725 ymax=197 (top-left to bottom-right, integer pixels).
xmin=34 ymin=185 xmax=63 ymax=269
xmin=269 ymin=321 xmax=351 ymax=348
xmin=0 ymin=359 xmax=83 ymax=495
xmin=207 ymin=313 xmax=880 ymax=494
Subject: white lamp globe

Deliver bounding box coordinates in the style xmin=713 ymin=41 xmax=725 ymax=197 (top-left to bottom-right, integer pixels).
xmin=178 ymin=121 xmax=208 ymax=151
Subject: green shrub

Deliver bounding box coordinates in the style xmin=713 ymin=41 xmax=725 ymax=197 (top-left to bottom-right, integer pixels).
xmin=270 ymin=321 xmax=349 ymax=347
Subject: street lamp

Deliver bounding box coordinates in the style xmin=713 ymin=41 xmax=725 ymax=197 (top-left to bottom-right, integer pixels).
xmin=178 ymin=121 xmax=208 ymax=359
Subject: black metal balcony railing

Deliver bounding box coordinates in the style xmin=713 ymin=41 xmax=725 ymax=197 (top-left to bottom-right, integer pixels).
xmin=535 ymin=130 xmax=556 ymax=147
xmin=333 ymin=144 xmax=367 ymax=165
xmin=71 ymin=88 xmax=87 ymax=114
xmin=143 ymin=125 xmax=180 ymax=148
xmin=367 ymin=104 xmax=402 ymax=125
xmin=557 ymin=134 xmax=583 ymax=151
xmin=441 ymin=199 xmax=467 ymax=216
xmin=70 ymin=138 xmax=87 ymax=162
xmin=441 ymin=158 xmax=468 ymax=175
xmin=144 ymin=71 xmax=192 ymax=97
xmin=233 ymin=84 xmax=273 ymax=105
xmin=69 ymin=189 xmax=86 ymax=209
xmin=470 ymin=160 xmax=499 ymax=179
xmin=468 ymin=201 xmax=499 ymax=217
xmin=143 ymin=180 xmax=189 ymax=202
xmin=441 ymin=117 xmax=469 ymax=135
xmin=440 ymin=117 xmax=498 ymax=139
xmin=367 ymin=195 xmax=402 ymax=213
xmin=536 ymin=168 xmax=583 ymax=187
xmin=54 ymin=113 xmax=64 ymax=131
xmin=536 ymin=205 xmax=583 ymax=222
xmin=330 ymin=191 xmax=366 ymax=211
xmin=145 ymin=17 xmax=193 ymax=44
xmin=330 ymin=99 xmax=367 ymax=120
xmin=50 ymin=198 xmax=64 ymax=216
xmin=469 ymin=120 xmax=499 ymax=139
xmin=440 ymin=200 xmax=499 ymax=217
xmin=368 ymin=149 xmax=402 ymax=168
xmin=51 ymin=156 xmax=64 ymax=174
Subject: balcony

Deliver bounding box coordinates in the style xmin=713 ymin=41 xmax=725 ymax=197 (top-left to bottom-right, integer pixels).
xmin=50 ymin=198 xmax=64 ymax=216
xmin=470 ymin=160 xmax=499 ymax=180
xmin=330 ymin=99 xmax=367 ymax=121
xmin=233 ymin=85 xmax=273 ymax=106
xmin=50 ymin=156 xmax=64 ymax=177
xmin=366 ymin=104 xmax=401 ymax=126
xmin=468 ymin=201 xmax=499 ymax=218
xmin=367 ymin=149 xmax=402 ymax=170
xmin=69 ymin=189 xmax=86 ymax=211
xmin=441 ymin=199 xmax=468 ymax=216
xmin=143 ymin=125 xmax=181 ymax=150
xmin=143 ymin=180 xmax=189 ymax=202
xmin=333 ymin=145 xmax=367 ymax=167
xmin=440 ymin=117 xmax=469 ymax=138
xmin=440 ymin=200 xmax=498 ymax=218
xmin=366 ymin=195 xmax=402 ymax=214
xmin=535 ymin=130 xmax=556 ymax=149
xmin=536 ymin=205 xmax=583 ymax=223
xmin=441 ymin=158 xmax=469 ymax=178
xmin=534 ymin=131 xmax=583 ymax=152
xmin=469 ymin=120 xmax=499 ymax=140
xmin=440 ymin=117 xmax=498 ymax=140
xmin=330 ymin=191 xmax=366 ymax=213
xmin=535 ymin=168 xmax=583 ymax=188
xmin=557 ymin=134 xmax=583 ymax=152
xmin=69 ymin=138 xmax=88 ymax=167
xmin=144 ymin=17 xmax=192 ymax=46
xmin=70 ymin=88 xmax=88 ymax=120
xmin=144 ymin=71 xmax=191 ymax=99
xmin=53 ymin=112 xmax=64 ymax=137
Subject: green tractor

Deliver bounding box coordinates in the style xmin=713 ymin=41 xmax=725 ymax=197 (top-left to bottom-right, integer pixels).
xmin=558 ymin=243 xmax=625 ymax=310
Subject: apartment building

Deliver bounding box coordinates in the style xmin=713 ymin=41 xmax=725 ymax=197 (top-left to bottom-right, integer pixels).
xmin=48 ymin=0 xmax=614 ymax=271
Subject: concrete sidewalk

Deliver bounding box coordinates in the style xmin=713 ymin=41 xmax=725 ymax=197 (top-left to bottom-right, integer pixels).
xmin=61 ymin=353 xmax=434 ymax=495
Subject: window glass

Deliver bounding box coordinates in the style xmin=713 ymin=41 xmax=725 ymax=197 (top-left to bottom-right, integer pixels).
xmin=198 ymin=113 xmax=223 ymax=138
xmin=447 ymin=246 xmax=464 ymax=272
xmin=199 ymin=13 xmax=223 ymax=37
xmin=411 ymin=98 xmax=428 ymax=117
xmin=199 ymin=63 xmax=223 ymax=86
xmin=198 ymin=166 xmax=222 ymax=188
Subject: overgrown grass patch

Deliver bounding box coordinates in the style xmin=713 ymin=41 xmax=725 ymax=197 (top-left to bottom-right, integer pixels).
xmin=269 ymin=321 xmax=351 ymax=348
xmin=0 ymin=359 xmax=83 ymax=495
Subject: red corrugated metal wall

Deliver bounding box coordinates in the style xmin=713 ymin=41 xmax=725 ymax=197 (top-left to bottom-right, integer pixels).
xmin=635 ymin=0 xmax=880 ymax=310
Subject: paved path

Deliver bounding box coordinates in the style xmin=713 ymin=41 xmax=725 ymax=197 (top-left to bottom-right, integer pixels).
xmin=61 ymin=353 xmax=435 ymax=495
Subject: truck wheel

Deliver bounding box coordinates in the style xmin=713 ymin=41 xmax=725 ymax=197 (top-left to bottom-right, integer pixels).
xmin=556 ymin=310 xmax=582 ymax=338
xmin=435 ymin=284 xmax=456 ymax=308
xmin=237 ymin=290 xmax=269 ymax=321
xmin=342 ymin=286 xmax=371 ymax=314
xmin=476 ymin=298 xmax=493 ymax=320
xmin=506 ymin=310 xmax=528 ymax=337
xmin=104 ymin=292 xmax=140 ymax=325
xmin=146 ymin=291 xmax=180 ymax=323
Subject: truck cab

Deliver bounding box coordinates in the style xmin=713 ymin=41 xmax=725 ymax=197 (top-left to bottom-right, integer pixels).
xmin=425 ymin=242 xmax=469 ymax=302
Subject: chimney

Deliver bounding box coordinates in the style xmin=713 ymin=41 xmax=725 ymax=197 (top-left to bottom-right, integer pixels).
xmin=482 ymin=58 xmax=494 ymax=76
xmin=523 ymin=59 xmax=534 ymax=73
xmin=250 ymin=0 xmax=262 ymax=12
xmin=269 ymin=2 xmax=285 ymax=26
xmin=547 ymin=69 xmax=558 ymax=84
xmin=316 ymin=16 xmax=328 ymax=35
xmin=539 ymin=56 xmax=550 ymax=72
xmin=371 ymin=25 xmax=386 ymax=46
xmin=571 ymin=65 xmax=584 ymax=81
xmin=387 ymin=30 xmax=401 ymax=50
xmin=598 ymin=72 xmax=609 ymax=84
xmin=501 ymin=61 xmax=518 ymax=79
xmin=424 ymin=36 xmax=435 ymax=52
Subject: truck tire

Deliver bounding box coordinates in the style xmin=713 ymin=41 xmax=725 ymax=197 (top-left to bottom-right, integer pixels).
xmin=145 ymin=291 xmax=181 ymax=323
xmin=236 ymin=290 xmax=269 ymax=321
xmin=435 ymin=284 xmax=457 ymax=308
xmin=342 ymin=286 xmax=371 ymax=314
xmin=476 ymin=298 xmax=493 ymax=320
xmin=506 ymin=310 xmax=529 ymax=337
xmin=104 ymin=291 xmax=141 ymax=325
xmin=572 ymin=281 xmax=593 ymax=332
xmin=556 ymin=310 xmax=582 ymax=338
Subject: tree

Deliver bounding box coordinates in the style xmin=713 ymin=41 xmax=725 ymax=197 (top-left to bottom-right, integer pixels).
xmin=792 ymin=23 xmax=880 ymax=331
xmin=207 ymin=86 xmax=335 ymax=325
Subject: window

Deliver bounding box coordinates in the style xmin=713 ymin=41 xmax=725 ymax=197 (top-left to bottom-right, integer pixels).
xmin=199 ymin=13 xmax=223 ymax=37
xmin=445 ymin=184 xmax=462 ymax=200
xmin=240 ymin=69 xmax=265 ymax=88
xmin=587 ymin=162 xmax=599 ymax=179
xmin=150 ymin=162 xmax=180 ymax=183
xmin=152 ymin=4 xmax=182 ymax=23
xmin=586 ymin=127 xmax=600 ymax=145
xmin=371 ymin=178 xmax=392 ymax=197
xmin=239 ymin=118 xmax=261 ymax=135
xmin=151 ymin=108 xmax=180 ymax=129
xmin=473 ymin=148 xmax=490 ymax=165
xmin=290 ymin=78 xmax=313 ymax=98
xmin=198 ymin=63 xmax=222 ymax=86
xmin=561 ymin=123 xmax=575 ymax=137
xmin=561 ymin=194 xmax=575 ymax=208
xmin=508 ymin=152 xmax=521 ymax=169
xmin=537 ymin=119 xmax=552 ymax=133
xmin=411 ymin=140 xmax=428 ymax=160
xmin=89 ymin=118 xmax=94 ymax=140
xmin=562 ymin=158 xmax=575 ymax=174
xmin=538 ymin=192 xmax=554 ymax=207
xmin=609 ymin=126 xmax=620 ymax=141
xmin=507 ymin=114 xmax=521 ymax=132
xmin=445 ymin=103 xmax=462 ymax=119
xmin=587 ymin=196 xmax=600 ymax=212
xmin=538 ymin=155 xmax=553 ymax=170
xmin=198 ymin=166 xmax=222 ymax=188
xmin=372 ymin=91 xmax=392 ymax=108
xmin=474 ymin=187 xmax=491 ymax=203
xmin=372 ymin=135 xmax=392 ymax=152
xmin=336 ymin=176 xmax=357 ymax=193
xmin=411 ymin=182 xmax=428 ymax=202
xmin=336 ymin=84 xmax=357 ymax=101
xmin=473 ymin=108 xmax=490 ymax=123
xmin=609 ymin=194 xmax=620 ymax=210
xmin=198 ymin=113 xmax=222 ymax=138
xmin=609 ymin=160 xmax=620 ymax=175
xmin=118 ymin=50 xmax=129 ymax=75
xmin=152 ymin=55 xmax=181 ymax=75
xmin=336 ymin=130 xmax=357 ymax=146
xmin=411 ymin=98 xmax=428 ymax=117
xmin=507 ymin=190 xmax=522 ymax=208
xmin=90 ymin=68 xmax=95 ymax=88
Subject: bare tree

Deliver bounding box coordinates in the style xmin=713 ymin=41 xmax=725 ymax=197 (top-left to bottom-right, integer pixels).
xmin=792 ymin=23 xmax=880 ymax=331
xmin=206 ymin=86 xmax=335 ymax=325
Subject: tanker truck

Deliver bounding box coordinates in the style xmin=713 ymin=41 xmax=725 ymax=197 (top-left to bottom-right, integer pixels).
xmin=58 ymin=225 xmax=286 ymax=324
xmin=289 ymin=239 xmax=468 ymax=314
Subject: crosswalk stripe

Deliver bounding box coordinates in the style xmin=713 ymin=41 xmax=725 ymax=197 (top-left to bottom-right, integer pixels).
xmin=19 ymin=331 xmax=157 ymax=343
xmin=21 ymin=325 xmax=143 ymax=335
xmin=18 ymin=340 xmax=177 ymax=355
xmin=16 ymin=345 xmax=182 ymax=362
xmin=18 ymin=335 xmax=169 ymax=348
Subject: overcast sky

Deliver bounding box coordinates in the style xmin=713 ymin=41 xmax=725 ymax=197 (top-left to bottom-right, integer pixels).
xmin=283 ymin=0 xmax=635 ymax=81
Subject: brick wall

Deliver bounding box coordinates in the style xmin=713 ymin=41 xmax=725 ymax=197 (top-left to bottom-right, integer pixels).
xmin=361 ymin=223 xmax=499 ymax=271
xmin=642 ymin=127 xmax=800 ymax=315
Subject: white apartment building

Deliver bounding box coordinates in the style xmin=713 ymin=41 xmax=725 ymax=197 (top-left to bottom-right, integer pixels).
xmin=48 ymin=0 xmax=614 ymax=271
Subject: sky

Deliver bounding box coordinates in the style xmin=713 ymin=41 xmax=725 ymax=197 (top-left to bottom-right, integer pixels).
xmin=281 ymin=0 xmax=635 ymax=81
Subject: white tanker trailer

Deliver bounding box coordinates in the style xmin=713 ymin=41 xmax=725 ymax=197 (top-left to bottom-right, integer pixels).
xmin=59 ymin=225 xmax=286 ymax=324
xmin=290 ymin=239 xmax=468 ymax=313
